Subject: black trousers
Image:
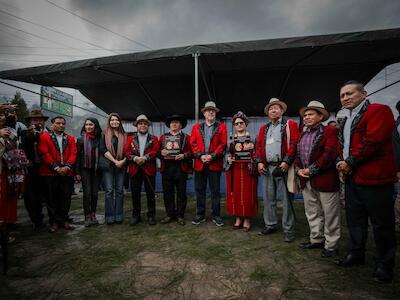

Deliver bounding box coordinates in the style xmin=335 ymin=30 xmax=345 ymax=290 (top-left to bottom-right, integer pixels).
xmin=43 ymin=176 xmax=74 ymax=225
xmin=131 ymin=169 xmax=156 ymax=218
xmin=23 ymin=165 xmax=44 ymax=225
xmin=345 ymin=177 xmax=396 ymax=270
xmin=162 ymin=163 xmax=187 ymax=218
xmin=81 ymin=168 xmax=100 ymax=216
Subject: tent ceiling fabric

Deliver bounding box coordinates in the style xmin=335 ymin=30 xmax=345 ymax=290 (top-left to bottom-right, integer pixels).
xmin=1 ymin=28 xmax=400 ymax=121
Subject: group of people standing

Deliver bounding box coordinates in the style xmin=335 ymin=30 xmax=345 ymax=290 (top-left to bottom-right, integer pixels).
xmin=0 ymin=80 xmax=397 ymax=283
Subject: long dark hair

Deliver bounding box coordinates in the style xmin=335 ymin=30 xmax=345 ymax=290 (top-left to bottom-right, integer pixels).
xmin=105 ymin=112 xmax=125 ymax=134
xmin=81 ymin=117 xmax=102 ymax=139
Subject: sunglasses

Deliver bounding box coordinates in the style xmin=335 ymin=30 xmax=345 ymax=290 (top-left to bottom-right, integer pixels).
xmin=234 ymin=121 xmax=245 ymax=126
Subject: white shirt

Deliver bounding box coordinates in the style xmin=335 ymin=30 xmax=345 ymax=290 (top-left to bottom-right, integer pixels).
xmin=55 ymin=133 xmax=64 ymax=163
xmin=138 ymin=133 xmax=148 ymax=157
xmin=343 ymin=100 xmax=366 ymax=159
xmin=265 ymin=118 xmax=282 ymax=162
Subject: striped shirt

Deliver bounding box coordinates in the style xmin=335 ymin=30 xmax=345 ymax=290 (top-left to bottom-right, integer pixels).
xmin=299 ymin=126 xmax=320 ymax=167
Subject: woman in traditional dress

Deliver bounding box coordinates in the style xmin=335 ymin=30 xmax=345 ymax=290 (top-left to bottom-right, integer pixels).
xmin=75 ymin=118 xmax=102 ymax=227
xmin=226 ymin=111 xmax=258 ymax=232
xmin=0 ymin=105 xmax=28 ymax=240
xmin=100 ymin=113 xmax=127 ymax=225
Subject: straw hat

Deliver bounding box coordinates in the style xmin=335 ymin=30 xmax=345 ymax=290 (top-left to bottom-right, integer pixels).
xmin=201 ymin=101 xmax=220 ymax=113
xmin=133 ymin=114 xmax=151 ymax=126
xmin=299 ymin=101 xmax=329 ymax=121
xmin=264 ymin=98 xmax=287 ymax=115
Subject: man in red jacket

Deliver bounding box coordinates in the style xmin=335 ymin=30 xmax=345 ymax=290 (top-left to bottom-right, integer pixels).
xmin=38 ymin=116 xmax=77 ymax=233
xmin=255 ymin=98 xmax=299 ymax=242
xmin=296 ymin=101 xmax=341 ymax=257
xmin=159 ymin=115 xmax=192 ymax=226
xmin=190 ymin=101 xmax=227 ymax=226
xmin=126 ymin=114 xmax=159 ymax=226
xmin=336 ymin=81 xmax=397 ymax=283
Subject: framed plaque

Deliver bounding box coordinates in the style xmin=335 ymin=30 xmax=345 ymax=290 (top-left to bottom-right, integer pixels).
xmin=165 ymin=135 xmax=181 ymax=159
xmin=233 ymin=135 xmax=251 ymax=161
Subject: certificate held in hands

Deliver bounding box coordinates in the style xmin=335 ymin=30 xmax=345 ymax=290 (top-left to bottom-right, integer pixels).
xmin=165 ymin=135 xmax=181 ymax=159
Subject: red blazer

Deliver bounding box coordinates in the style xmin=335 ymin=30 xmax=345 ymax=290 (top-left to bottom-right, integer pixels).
xmin=338 ymin=101 xmax=397 ymax=186
xmin=126 ymin=133 xmax=159 ymax=176
xmin=38 ymin=131 xmax=77 ymax=176
xmin=190 ymin=121 xmax=227 ymax=172
xmin=255 ymin=118 xmax=299 ymax=165
xmin=295 ymin=125 xmax=340 ymax=192
xmin=159 ymin=132 xmax=193 ymax=174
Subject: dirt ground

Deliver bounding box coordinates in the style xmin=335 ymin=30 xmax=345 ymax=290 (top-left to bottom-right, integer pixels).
xmin=0 ymin=192 xmax=399 ymax=299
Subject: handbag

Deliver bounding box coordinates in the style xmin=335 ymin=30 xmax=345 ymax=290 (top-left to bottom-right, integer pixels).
xmin=3 ymin=142 xmax=29 ymax=196
xmin=286 ymin=120 xmax=300 ymax=194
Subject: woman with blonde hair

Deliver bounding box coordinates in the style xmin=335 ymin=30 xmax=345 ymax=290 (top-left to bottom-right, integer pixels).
xmin=99 ymin=113 xmax=127 ymax=225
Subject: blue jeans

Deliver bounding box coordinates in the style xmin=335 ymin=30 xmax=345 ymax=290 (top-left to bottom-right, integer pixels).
xmin=195 ymin=167 xmax=221 ymax=218
xmin=103 ymin=167 xmax=125 ymax=223
xmin=262 ymin=165 xmax=294 ymax=234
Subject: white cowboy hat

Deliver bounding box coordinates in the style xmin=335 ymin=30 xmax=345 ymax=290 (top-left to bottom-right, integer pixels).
xmin=133 ymin=114 xmax=151 ymax=126
xmin=264 ymin=98 xmax=287 ymax=115
xmin=299 ymin=100 xmax=330 ymax=121
xmin=201 ymin=101 xmax=220 ymax=113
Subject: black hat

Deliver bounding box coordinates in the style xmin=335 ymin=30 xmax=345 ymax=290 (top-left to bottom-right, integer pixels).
xmin=165 ymin=115 xmax=187 ymax=129
xmin=25 ymin=109 xmax=49 ymax=121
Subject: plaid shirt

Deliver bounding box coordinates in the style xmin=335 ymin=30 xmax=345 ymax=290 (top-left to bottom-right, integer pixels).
xmin=299 ymin=126 xmax=320 ymax=167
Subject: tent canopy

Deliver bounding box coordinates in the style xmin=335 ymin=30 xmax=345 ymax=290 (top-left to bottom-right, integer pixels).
xmin=1 ymin=28 xmax=400 ymax=121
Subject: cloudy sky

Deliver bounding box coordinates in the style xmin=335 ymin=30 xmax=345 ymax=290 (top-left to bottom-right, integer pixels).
xmin=0 ymin=0 xmax=400 ymax=118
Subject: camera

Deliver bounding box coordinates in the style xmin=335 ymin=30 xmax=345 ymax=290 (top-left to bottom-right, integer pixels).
xmin=1 ymin=103 xmax=17 ymax=127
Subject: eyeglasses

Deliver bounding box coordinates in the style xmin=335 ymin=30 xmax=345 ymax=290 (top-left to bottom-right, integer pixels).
xmin=234 ymin=121 xmax=245 ymax=126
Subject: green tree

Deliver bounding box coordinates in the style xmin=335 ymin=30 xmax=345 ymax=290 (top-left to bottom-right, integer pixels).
xmin=11 ymin=91 xmax=29 ymax=124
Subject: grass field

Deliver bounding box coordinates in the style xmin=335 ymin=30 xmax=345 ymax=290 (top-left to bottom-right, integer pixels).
xmin=0 ymin=191 xmax=399 ymax=299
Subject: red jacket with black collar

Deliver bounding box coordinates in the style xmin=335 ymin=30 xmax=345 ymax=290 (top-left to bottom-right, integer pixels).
xmin=159 ymin=132 xmax=193 ymax=174
xmin=190 ymin=121 xmax=227 ymax=172
xmin=338 ymin=100 xmax=397 ymax=186
xmin=255 ymin=118 xmax=299 ymax=165
xmin=38 ymin=131 xmax=77 ymax=176
xmin=125 ymin=133 xmax=160 ymax=177
xmin=295 ymin=125 xmax=340 ymax=192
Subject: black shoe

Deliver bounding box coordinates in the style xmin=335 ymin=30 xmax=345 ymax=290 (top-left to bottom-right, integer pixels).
xmin=336 ymin=253 xmax=365 ymax=267
xmin=49 ymin=224 xmax=59 ymax=233
xmin=115 ymin=220 xmax=123 ymax=225
xmin=299 ymin=241 xmax=325 ymax=249
xmin=321 ymin=248 xmax=338 ymax=258
xmin=130 ymin=217 xmax=141 ymax=225
xmin=160 ymin=216 xmax=174 ymax=224
xmin=32 ymin=223 xmax=46 ymax=231
xmin=373 ymin=267 xmax=393 ymax=283
xmin=259 ymin=227 xmax=277 ymax=235
xmin=284 ymin=233 xmax=295 ymax=243
xmin=177 ymin=217 xmax=186 ymax=226
xmin=148 ymin=217 xmax=156 ymax=226
xmin=192 ymin=216 xmax=206 ymax=225
xmin=212 ymin=216 xmax=224 ymax=227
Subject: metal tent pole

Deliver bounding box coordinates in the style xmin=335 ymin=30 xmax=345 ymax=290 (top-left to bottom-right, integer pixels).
xmin=193 ymin=52 xmax=200 ymax=122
